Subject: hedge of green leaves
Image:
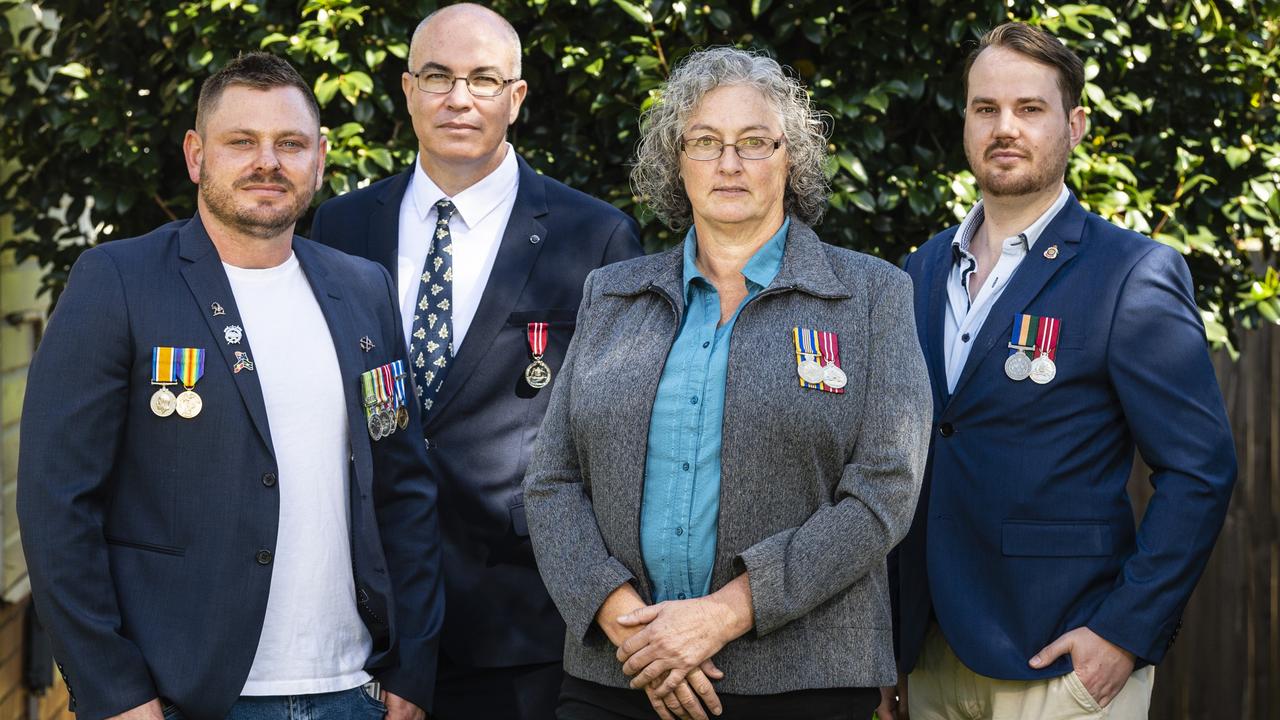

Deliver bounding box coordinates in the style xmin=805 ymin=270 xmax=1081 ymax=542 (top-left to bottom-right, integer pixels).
xmin=2 ymin=0 xmax=1277 ymax=351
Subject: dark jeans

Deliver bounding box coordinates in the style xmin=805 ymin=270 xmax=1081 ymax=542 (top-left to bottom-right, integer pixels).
xmin=557 ymin=674 xmax=881 ymax=720
xmin=162 ymin=686 xmax=386 ymax=720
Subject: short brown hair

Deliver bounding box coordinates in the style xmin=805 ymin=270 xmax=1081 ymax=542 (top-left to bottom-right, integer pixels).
xmin=195 ymin=52 xmax=320 ymax=132
xmin=962 ymin=22 xmax=1085 ymax=115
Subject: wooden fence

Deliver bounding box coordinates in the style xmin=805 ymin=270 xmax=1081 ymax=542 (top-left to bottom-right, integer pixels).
xmin=1131 ymin=321 xmax=1278 ymax=719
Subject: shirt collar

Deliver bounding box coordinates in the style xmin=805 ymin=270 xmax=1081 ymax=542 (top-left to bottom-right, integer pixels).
xmin=682 ymin=218 xmax=789 ymax=297
xmin=951 ymin=184 xmax=1071 ymax=264
xmin=410 ymin=142 xmax=520 ymax=229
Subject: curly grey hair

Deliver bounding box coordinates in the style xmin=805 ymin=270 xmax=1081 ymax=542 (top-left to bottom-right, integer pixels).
xmin=631 ymin=46 xmax=830 ymax=230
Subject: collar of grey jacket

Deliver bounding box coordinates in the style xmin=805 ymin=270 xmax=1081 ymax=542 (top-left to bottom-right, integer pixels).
xmin=604 ymin=216 xmax=853 ymax=309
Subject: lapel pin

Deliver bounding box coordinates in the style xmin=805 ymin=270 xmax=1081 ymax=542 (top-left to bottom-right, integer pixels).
xmin=360 ymin=336 xmax=375 ymax=352
xmin=211 ymin=302 xmax=226 ymax=316
xmin=233 ymin=351 xmax=255 ymax=374
xmin=1043 ymin=245 xmax=1059 ymax=260
xmin=223 ymin=325 xmax=243 ymax=345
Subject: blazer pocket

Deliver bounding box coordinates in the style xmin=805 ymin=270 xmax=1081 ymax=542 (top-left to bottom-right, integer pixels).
xmin=510 ymin=502 xmax=529 ymax=537
xmin=104 ymin=535 xmax=186 ymax=556
xmin=1001 ymin=521 xmax=1112 ymax=557
xmin=506 ymin=309 xmax=578 ymax=326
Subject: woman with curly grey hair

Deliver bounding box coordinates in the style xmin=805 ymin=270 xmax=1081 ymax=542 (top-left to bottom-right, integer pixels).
xmin=525 ymin=46 xmax=931 ymax=720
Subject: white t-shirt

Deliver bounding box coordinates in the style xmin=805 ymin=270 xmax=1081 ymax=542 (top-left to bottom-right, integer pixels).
xmin=396 ymin=144 xmax=519 ymax=352
xmin=225 ymin=253 xmax=373 ymax=695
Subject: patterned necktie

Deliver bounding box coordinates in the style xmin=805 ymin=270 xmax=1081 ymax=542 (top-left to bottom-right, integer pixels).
xmin=409 ymin=199 xmax=456 ymax=417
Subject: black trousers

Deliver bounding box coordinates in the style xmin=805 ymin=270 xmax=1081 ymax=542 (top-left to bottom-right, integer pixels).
xmin=432 ymin=655 xmax=564 ymax=720
xmin=557 ymin=674 xmax=880 ymax=720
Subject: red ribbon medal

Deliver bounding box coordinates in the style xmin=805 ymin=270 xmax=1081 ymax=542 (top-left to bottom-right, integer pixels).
xmin=525 ymin=322 xmax=552 ymax=389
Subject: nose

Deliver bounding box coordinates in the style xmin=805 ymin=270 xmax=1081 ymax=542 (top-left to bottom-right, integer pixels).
xmin=994 ymin=108 xmax=1019 ymax=139
xmin=254 ymin=143 xmax=281 ymax=172
xmin=716 ymin=144 xmax=745 ymax=174
xmin=444 ymin=77 xmax=473 ymax=110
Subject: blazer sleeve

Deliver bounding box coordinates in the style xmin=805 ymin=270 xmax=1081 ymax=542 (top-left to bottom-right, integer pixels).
xmin=737 ymin=269 xmax=933 ymax=636
xmin=523 ymin=271 xmax=638 ymax=642
xmin=369 ymin=263 xmax=445 ymax=710
xmin=1086 ymin=244 xmax=1236 ymax=663
xmin=16 ymin=249 xmax=159 ymax=720
xmin=599 ymin=214 xmax=644 ymax=267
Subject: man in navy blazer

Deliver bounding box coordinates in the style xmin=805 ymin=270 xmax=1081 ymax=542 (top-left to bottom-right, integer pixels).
xmin=309 ymin=5 xmax=641 ymax=719
xmin=882 ymin=23 xmax=1236 ymax=719
xmin=18 ymin=54 xmax=442 ymax=720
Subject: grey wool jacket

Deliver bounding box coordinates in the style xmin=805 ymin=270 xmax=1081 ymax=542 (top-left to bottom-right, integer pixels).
xmin=523 ymin=218 xmax=932 ymax=693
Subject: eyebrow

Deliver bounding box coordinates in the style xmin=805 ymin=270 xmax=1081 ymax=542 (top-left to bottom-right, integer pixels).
xmin=417 ymin=61 xmax=506 ymax=75
xmin=226 ymin=128 xmax=312 ymax=139
xmin=686 ymin=123 xmax=774 ymax=134
xmin=970 ymin=96 xmax=1050 ymax=106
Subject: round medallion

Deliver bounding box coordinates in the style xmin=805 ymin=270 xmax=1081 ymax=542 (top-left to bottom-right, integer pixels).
xmin=175 ymin=390 xmax=203 ymax=419
xmin=1004 ymin=352 xmax=1032 ymax=382
xmin=821 ymin=362 xmax=848 ymax=389
xmin=368 ymin=411 xmax=385 ymax=441
xmin=396 ymin=406 xmax=409 ymax=430
xmin=150 ymin=387 xmax=177 ymax=417
xmin=797 ymin=358 xmax=825 ymax=384
xmin=1029 ymin=355 xmax=1057 ymax=385
xmin=525 ymin=359 xmax=552 ymax=389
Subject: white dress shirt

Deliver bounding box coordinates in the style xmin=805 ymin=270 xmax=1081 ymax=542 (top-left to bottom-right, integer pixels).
xmin=943 ymin=184 xmax=1070 ymax=393
xmin=397 ymin=144 xmax=520 ymax=353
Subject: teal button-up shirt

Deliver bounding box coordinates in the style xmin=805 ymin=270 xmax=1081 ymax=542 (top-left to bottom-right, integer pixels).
xmin=639 ymin=219 xmax=788 ymax=602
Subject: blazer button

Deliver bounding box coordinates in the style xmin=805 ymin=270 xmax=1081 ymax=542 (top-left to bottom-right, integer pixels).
xmin=424 ymin=437 xmax=432 ymax=450
xmin=262 ymin=472 xmax=277 ymax=487
xmin=256 ymin=549 xmax=274 ymax=565
xmin=939 ymin=422 xmax=955 ymax=437
xmin=357 ymin=587 xmax=369 ymax=603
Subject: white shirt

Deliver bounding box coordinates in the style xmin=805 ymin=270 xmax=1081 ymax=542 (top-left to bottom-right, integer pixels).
xmin=225 ymin=254 xmax=373 ymax=695
xmin=943 ymin=185 xmax=1070 ymax=393
xmin=397 ymin=144 xmax=520 ymax=352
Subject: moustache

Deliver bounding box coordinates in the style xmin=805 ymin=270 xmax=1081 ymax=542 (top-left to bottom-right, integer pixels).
xmin=985 ymin=141 xmax=1030 ymax=159
xmin=234 ymin=172 xmax=295 ymax=191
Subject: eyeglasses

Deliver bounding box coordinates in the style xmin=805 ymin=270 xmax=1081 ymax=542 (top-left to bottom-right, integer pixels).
xmin=412 ymin=71 xmax=518 ymax=98
xmin=681 ymin=135 xmax=783 ymax=161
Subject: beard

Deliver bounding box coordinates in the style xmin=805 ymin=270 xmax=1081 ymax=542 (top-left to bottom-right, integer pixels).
xmin=199 ymin=165 xmax=315 ymax=239
xmin=968 ymin=134 xmax=1071 ymax=198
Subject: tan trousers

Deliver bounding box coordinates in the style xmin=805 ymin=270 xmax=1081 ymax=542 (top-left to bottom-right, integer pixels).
xmin=907 ymin=624 xmax=1155 ymax=719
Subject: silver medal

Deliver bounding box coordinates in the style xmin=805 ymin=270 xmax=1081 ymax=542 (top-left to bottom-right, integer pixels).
xmin=1029 ymin=354 xmax=1057 ymax=384
xmin=798 ymin=357 xmax=824 ymax=384
xmin=1004 ymin=352 xmax=1032 ymax=382
xmin=821 ymin=362 xmax=848 ymax=389
xmin=150 ymin=386 xmax=177 ymax=417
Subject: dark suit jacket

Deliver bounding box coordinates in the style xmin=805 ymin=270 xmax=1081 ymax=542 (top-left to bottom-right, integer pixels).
xmin=17 ymin=215 xmax=444 ymax=720
xmin=894 ymin=193 xmax=1236 ymax=680
xmin=310 ymin=155 xmax=642 ymax=667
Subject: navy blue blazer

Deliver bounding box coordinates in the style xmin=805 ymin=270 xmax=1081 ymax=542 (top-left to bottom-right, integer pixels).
xmin=310 ymin=155 xmax=642 ymax=668
xmin=895 ymin=194 xmax=1236 ymax=680
xmin=17 ymin=216 xmax=444 ymax=720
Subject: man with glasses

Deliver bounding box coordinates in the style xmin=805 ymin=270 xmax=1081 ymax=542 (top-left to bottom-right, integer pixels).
xmin=310 ymin=4 xmax=641 ymax=719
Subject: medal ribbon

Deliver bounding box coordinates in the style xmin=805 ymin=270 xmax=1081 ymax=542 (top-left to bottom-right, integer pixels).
xmin=816 ymin=330 xmax=845 ymax=394
xmin=151 ymin=347 xmax=178 ymax=384
xmin=791 ymin=327 xmax=824 ymax=389
xmin=179 ymin=348 xmax=205 ymax=390
xmin=391 ymin=360 xmax=407 ymax=409
xmin=1035 ymin=316 xmax=1062 ymax=361
xmin=527 ymin=322 xmax=548 ymax=359
xmin=360 ymin=369 xmax=378 ymax=422
xmin=379 ymin=363 xmax=397 ymax=410
xmin=1009 ymin=314 xmax=1037 ymax=355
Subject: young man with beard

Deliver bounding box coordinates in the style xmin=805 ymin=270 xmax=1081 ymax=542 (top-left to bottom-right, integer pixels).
xmin=309 ymin=5 xmax=642 ymax=718
xmin=880 ymin=22 xmax=1236 ymax=720
xmin=18 ymin=53 xmax=443 ymax=720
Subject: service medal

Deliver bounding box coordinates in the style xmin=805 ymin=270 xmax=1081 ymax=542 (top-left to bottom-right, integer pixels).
xmin=1028 ymin=315 xmax=1061 ymax=385
xmin=1004 ymin=351 xmax=1032 ymax=381
xmin=797 ymin=357 xmax=824 ymax=384
xmin=396 ymin=406 xmax=409 ymax=430
xmin=525 ymin=322 xmax=553 ymax=388
xmin=822 ymin=362 xmax=848 ymax=389
xmin=1029 ymin=355 xmax=1057 ymax=384
xmin=367 ymin=411 xmax=385 ymax=440
xmin=175 ymin=390 xmax=203 ymax=418
xmin=150 ymin=387 xmax=177 ymax=417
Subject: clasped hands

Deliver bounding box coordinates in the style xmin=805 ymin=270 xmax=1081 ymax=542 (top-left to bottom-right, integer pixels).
xmin=599 ymin=575 xmax=754 ymax=720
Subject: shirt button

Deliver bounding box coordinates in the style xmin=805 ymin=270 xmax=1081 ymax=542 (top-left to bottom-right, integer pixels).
xmin=961 ymin=333 xmax=970 ymax=342
xmin=677 ymin=593 xmax=687 ymax=600
xmin=702 ymin=341 xmax=710 ymax=348
xmin=262 ymin=472 xmax=277 ymax=487
xmin=682 ymin=462 xmax=690 ymax=471
xmin=689 ymin=396 xmax=698 ymax=405
xmin=256 ymin=549 xmax=274 ymax=565
xmin=675 ymin=527 xmax=684 ymax=536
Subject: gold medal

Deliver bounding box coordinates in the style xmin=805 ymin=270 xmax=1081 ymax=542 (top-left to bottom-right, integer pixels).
xmin=525 ymin=358 xmax=552 ymax=389
xmin=396 ymin=406 xmax=409 ymax=430
xmin=175 ymin=390 xmax=203 ymax=418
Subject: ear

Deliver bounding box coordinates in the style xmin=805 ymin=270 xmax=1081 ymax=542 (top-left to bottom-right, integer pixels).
xmin=183 ymin=129 xmax=204 ymax=185
xmin=1067 ymin=105 xmax=1088 ymax=149
xmin=507 ymin=79 xmax=528 ymax=125
xmin=402 ymin=71 xmax=415 ymax=110
xmin=314 ymin=135 xmax=329 ymax=192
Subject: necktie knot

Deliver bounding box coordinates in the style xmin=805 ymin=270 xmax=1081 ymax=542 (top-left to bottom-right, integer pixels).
xmin=435 ymin=199 xmax=456 ymax=225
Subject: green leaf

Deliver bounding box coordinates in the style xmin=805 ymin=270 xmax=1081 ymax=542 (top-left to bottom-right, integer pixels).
xmin=314 ymin=73 xmax=340 ymax=106
xmin=57 ymin=62 xmax=90 ymax=79
xmin=612 ymin=0 xmax=653 ymax=25
xmin=751 ymin=0 xmax=773 ymax=18
xmin=366 ymin=147 xmax=394 ymax=172
xmin=1224 ymin=146 xmax=1251 ymax=169
xmin=709 ymin=9 xmax=732 ymax=30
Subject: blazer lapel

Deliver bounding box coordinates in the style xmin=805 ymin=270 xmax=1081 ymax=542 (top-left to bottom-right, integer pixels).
xmin=424 ymin=156 xmax=549 ymax=426
xmin=922 ymin=235 xmax=955 ymax=410
xmin=294 ymin=240 xmax=376 ymax=490
xmin=368 ymin=171 xmax=412 ymax=285
xmin=947 ymin=196 xmax=1086 ymax=402
xmin=177 ymin=215 xmax=275 ymax=454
